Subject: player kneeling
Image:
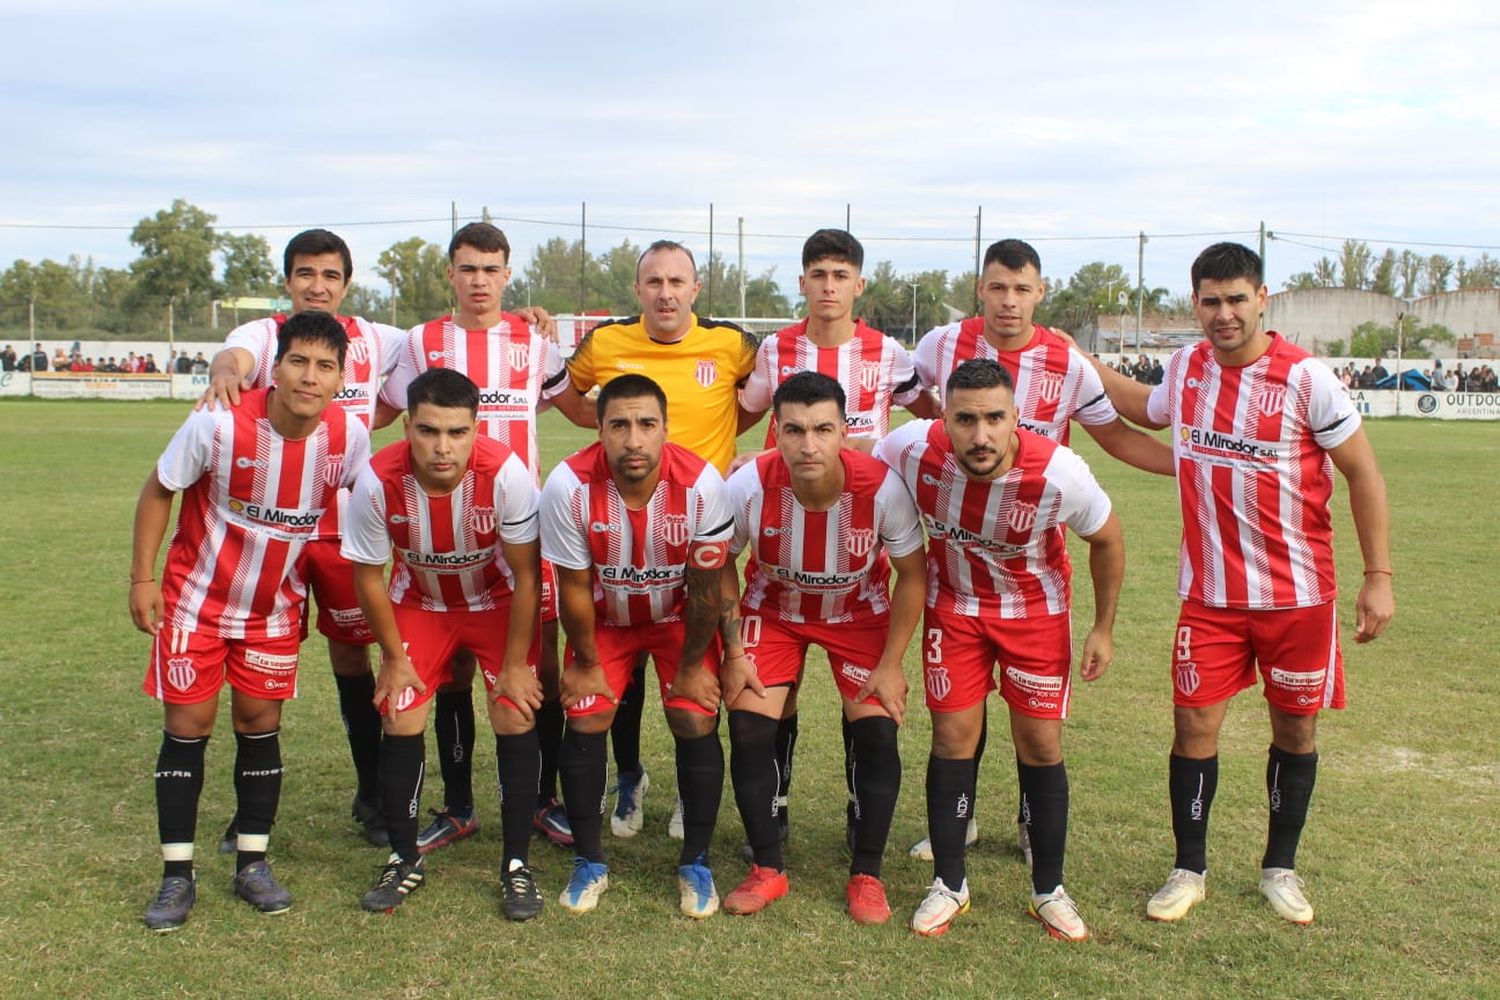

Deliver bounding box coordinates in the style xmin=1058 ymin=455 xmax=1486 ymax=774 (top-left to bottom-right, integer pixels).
xmin=134 ymin=312 xmax=368 ymax=932
xmin=720 ymin=372 xmax=926 ymax=923
xmin=342 ymin=369 xmax=545 ymax=920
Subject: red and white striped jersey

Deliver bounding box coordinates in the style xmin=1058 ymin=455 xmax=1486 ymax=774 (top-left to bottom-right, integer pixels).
xmin=224 ymin=313 xmax=403 ymax=539
xmin=740 ymin=319 xmax=922 ymax=440
xmin=727 ymin=449 xmax=924 ymax=624
xmin=379 ymin=314 xmax=570 ymax=482
xmin=875 ymin=420 xmax=1112 ymax=619
xmin=156 ymin=387 xmax=370 ymax=640
xmin=913 ymin=320 xmax=1116 ymax=442
xmin=1146 ymin=333 xmax=1361 ymax=610
xmin=540 ymin=441 xmax=732 ymax=627
xmin=341 ymin=436 xmax=540 ymax=612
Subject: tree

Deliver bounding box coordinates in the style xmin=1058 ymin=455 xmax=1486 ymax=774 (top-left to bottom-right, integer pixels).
xmin=1459 ymin=252 xmax=1500 ymax=289
xmin=1348 ymin=317 xmax=1455 ymax=359
xmin=344 ymin=282 xmax=392 ymax=325
xmin=721 ymin=264 xmax=791 ymax=319
xmin=1422 ymin=254 xmax=1453 ymax=295
xmin=593 ymin=240 xmax=642 ymax=314
xmin=521 ymin=237 xmax=599 ymax=314
xmin=128 ymin=199 xmax=220 ymax=327
xmin=375 ymin=237 xmax=450 ymax=328
xmin=218 ymin=233 xmax=279 ymax=300
xmin=1371 ymin=249 xmax=1397 ymax=296
xmin=1397 ymin=250 xmax=1423 ymax=298
xmin=1339 ymin=240 xmax=1372 ymax=290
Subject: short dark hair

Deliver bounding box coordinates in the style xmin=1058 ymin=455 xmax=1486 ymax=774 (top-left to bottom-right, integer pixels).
xmin=982 ymin=239 xmax=1042 ymax=274
xmin=801 ymin=229 xmax=864 ymax=271
xmin=448 ymin=222 xmax=511 ymax=263
xmin=1191 ymin=242 xmax=1263 ymax=291
xmin=636 ymin=240 xmax=696 ymax=277
xmin=945 ymin=358 xmax=1014 ymax=398
xmin=773 ymin=370 xmax=846 ymax=418
xmin=597 ymin=373 xmax=668 ymax=423
xmin=283 ymin=229 xmax=352 ymax=283
xmin=406 ymin=368 xmax=479 ymax=415
xmin=276 ymin=310 xmax=348 ymax=366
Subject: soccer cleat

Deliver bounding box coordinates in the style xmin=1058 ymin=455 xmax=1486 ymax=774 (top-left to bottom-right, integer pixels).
xmin=845 ymin=873 xmax=892 ymax=925
xmin=352 ymin=796 xmax=390 ymax=848
xmin=668 ymin=794 xmax=684 ymax=840
xmin=500 ymin=859 xmax=544 ymax=922
xmin=908 ymin=818 xmax=979 ymax=862
xmin=217 ymin=815 xmax=238 ymax=855
xmin=559 ymin=857 xmax=610 ymax=914
xmin=722 ymin=864 xmax=789 ymax=916
xmin=677 ymin=854 xmax=719 ymax=919
xmin=362 ymin=854 xmax=426 ymax=913
xmin=532 ymin=798 xmax=574 ymax=848
xmin=416 ymin=806 xmax=478 ymax=855
xmin=610 ymin=767 xmax=650 ymax=838
xmin=144 ymin=875 xmax=195 ymax=932
xmin=911 ymin=877 xmax=970 ymax=937
xmin=1016 ymin=819 xmax=1033 ymax=866
xmin=1029 ymin=885 xmax=1089 ymax=942
xmin=1259 ymin=867 xmax=1314 ymax=925
xmin=232 ymin=860 xmax=293 ymax=915
xmin=1146 ymin=868 xmax=1207 ymax=922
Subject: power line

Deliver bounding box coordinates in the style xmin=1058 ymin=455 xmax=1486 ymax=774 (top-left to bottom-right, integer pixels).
xmin=1270 ymin=231 xmax=1500 ymax=253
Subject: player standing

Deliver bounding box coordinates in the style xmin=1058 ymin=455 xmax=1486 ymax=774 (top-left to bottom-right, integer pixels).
xmin=376 ymin=222 xmax=590 ymax=856
xmin=342 ymin=369 xmax=545 ymax=919
xmin=563 ymin=241 xmax=756 ymax=840
xmin=875 ymin=359 xmax=1124 ymax=940
xmin=720 ymin=372 xmax=926 ymax=923
xmin=1087 ymin=242 xmax=1394 ymax=925
xmin=908 ymin=238 xmax=1172 ymax=864
xmin=540 ymin=375 xmax=733 ymax=917
xmin=134 ymin=312 xmax=370 ymax=931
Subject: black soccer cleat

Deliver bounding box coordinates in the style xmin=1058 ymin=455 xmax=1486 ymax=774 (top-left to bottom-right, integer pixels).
xmin=362 ymin=855 xmax=426 ymax=913
xmin=500 ymin=859 xmax=544 ymax=922
xmin=144 ymin=875 xmax=196 ymax=932
xmin=232 ymin=860 xmax=293 ymax=914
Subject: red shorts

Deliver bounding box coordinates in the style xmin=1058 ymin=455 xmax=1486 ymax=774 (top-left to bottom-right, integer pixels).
xmin=738 ymin=612 xmax=890 ymax=705
xmin=143 ymin=625 xmax=301 ymax=705
xmin=564 ymin=620 xmax=721 ymax=719
xmin=299 ymin=538 xmax=374 ymax=644
xmin=540 ymin=560 xmax=558 ymax=624
xmin=921 ymin=606 xmax=1073 ymax=718
xmin=1171 ymin=601 xmax=1344 ymax=715
xmin=384 ymin=602 xmax=541 ymax=715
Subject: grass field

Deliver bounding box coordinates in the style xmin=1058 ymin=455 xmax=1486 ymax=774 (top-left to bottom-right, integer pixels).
xmin=1 ymin=401 xmax=1497 ymax=999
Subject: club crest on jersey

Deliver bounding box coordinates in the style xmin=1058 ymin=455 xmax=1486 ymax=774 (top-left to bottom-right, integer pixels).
xmin=662 ymin=513 xmax=690 ymax=547
xmin=323 ymin=456 xmax=344 ymax=489
xmin=347 ymin=337 xmax=369 ymax=366
xmin=508 ymin=343 xmax=530 ymax=371
xmin=926 ymin=665 xmax=952 ymax=702
xmin=166 ymin=657 xmax=197 ymax=692
xmin=847 ymin=527 xmax=876 ymax=558
xmin=859 ymin=362 xmax=880 ymax=393
xmin=696 ymin=359 xmax=718 ymax=388
xmin=1007 ymin=500 xmax=1039 ymax=533
xmin=394 ymin=686 xmax=418 ymax=712
xmin=470 ymin=506 xmax=496 ymax=535
xmin=1036 ymin=370 xmax=1065 ymax=405
xmin=1175 ymin=661 xmax=1201 ymax=696
xmin=1258 ymin=385 xmax=1286 ymax=417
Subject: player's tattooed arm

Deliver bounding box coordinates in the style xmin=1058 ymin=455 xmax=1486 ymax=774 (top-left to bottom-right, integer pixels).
xmin=716 ymin=560 xmax=763 ymax=706
xmin=673 ymin=564 xmax=724 ymax=711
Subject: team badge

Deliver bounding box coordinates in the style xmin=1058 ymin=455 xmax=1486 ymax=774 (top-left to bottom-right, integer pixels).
xmin=662 ymin=513 xmax=690 ymax=547
xmin=1036 ymin=369 xmax=1065 ymax=405
xmin=323 ymin=455 xmax=344 ymax=489
xmin=470 ymin=505 xmax=496 ymax=535
xmin=1258 ymin=385 xmax=1286 ymax=417
xmin=926 ymin=665 xmax=952 ymax=702
xmin=1007 ymin=500 xmax=1039 ymax=533
xmin=166 ymin=657 xmax=197 ymax=692
xmin=847 ymin=527 xmax=876 ymax=558
xmin=508 ymin=343 xmax=530 ymax=371
xmin=1175 ymin=661 xmax=1201 ymax=696
xmin=859 ymin=362 xmax=880 ymax=393
xmin=695 ymin=359 xmax=718 ymax=388
xmin=394 ymin=686 xmax=418 ymax=712
xmin=347 ymin=337 xmax=369 ymax=366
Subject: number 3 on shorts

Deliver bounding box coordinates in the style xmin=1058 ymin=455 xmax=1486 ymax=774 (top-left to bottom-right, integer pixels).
xmin=925 ymin=627 xmax=943 ymax=663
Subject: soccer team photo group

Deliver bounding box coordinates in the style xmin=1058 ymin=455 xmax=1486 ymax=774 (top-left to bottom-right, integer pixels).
xmin=123 ymin=223 xmax=1395 ymax=944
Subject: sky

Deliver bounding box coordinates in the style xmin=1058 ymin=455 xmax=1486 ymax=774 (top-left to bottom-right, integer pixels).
xmin=2 ymin=0 xmax=1496 ymax=309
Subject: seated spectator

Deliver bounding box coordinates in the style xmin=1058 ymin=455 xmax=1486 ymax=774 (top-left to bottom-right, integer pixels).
xmin=0 ymin=344 xmax=15 ymax=371
xmin=190 ymin=352 xmax=209 ymax=375
xmin=30 ymin=343 xmax=48 ymax=372
xmin=144 ymin=353 xmax=159 ymax=374
xmin=52 ymin=348 xmax=69 ymax=370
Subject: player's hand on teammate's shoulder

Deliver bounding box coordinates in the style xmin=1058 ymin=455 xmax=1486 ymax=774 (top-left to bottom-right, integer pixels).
xmin=670 ymin=662 xmax=721 ymax=712
xmin=516 ymin=305 xmax=558 ymax=342
xmin=719 ymin=650 xmax=764 ymax=706
xmin=492 ymin=662 xmax=544 ymax=720
xmin=1078 ymin=626 xmax=1114 ymax=681
xmin=560 ymin=659 xmax=617 ymax=710
xmin=855 ymin=663 xmax=909 ymax=726
xmin=727 ymin=451 xmax=760 ymax=475
xmin=373 ymin=648 xmax=426 ymax=711
xmin=128 ymin=579 xmax=163 ymax=635
xmin=196 ymin=372 xmax=250 ymax=411
xmin=1354 ymin=572 xmax=1395 ymax=644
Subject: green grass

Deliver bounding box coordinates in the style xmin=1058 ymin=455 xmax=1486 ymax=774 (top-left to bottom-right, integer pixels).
xmin=1 ymin=402 xmax=1497 ymax=999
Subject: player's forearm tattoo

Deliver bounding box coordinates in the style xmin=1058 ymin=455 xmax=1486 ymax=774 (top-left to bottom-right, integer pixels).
xmin=680 ymin=565 xmax=721 ymax=667
xmin=718 ymin=600 xmax=741 ymax=651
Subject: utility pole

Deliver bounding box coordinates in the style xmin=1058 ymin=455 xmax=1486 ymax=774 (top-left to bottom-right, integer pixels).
xmin=973 ymin=207 xmax=983 ymax=312
xmin=707 ymin=203 xmax=715 ymax=315
xmin=579 ymin=201 xmax=587 ymax=316
xmin=738 ymin=216 xmax=746 ymax=319
xmin=1135 ymin=231 xmax=1148 ymax=351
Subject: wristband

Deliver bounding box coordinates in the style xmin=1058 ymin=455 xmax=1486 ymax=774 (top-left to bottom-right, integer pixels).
xmin=130 ymin=577 xmax=155 ymax=585
xmin=1362 ymin=568 xmax=1393 ymax=578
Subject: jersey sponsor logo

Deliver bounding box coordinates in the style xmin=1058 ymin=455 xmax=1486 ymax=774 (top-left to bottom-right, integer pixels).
xmin=1007 ymin=501 xmax=1039 ymax=534
xmin=690 ymin=540 xmax=729 ymax=570
xmin=1186 ymin=377 xmax=1200 ymax=389
xmin=478 ymin=388 xmax=532 ymax=408
xmin=924 ymin=516 xmax=1028 ymax=556
xmin=390 ymin=515 xmax=409 ymax=524
xmin=1036 ymin=369 xmax=1065 ymax=404
xmin=761 ymin=526 xmax=780 ymax=537
xmin=323 ymin=456 xmax=345 ymax=489
xmin=1004 ymin=665 xmax=1063 ymax=695
xmin=779 ymin=365 xmax=800 ymax=377
xmin=226 ymin=498 xmax=324 ymax=532
xmin=329 ymin=606 xmax=365 ymax=626
xmin=859 ymin=362 xmax=880 ymax=393
xmin=1258 ymin=385 xmax=1286 ymax=416
xmin=399 ymin=547 xmax=495 ymax=572
xmin=166 ymin=657 xmax=197 ymax=692
xmin=840 ymin=662 xmax=872 ymax=686
xmin=600 ymin=564 xmax=682 ymax=585
xmin=696 ymin=359 xmax=718 ymax=388
xmin=331 ymin=386 xmax=369 ymax=402
xmin=921 ymin=473 xmax=942 ymax=487
xmin=1175 ymin=661 xmax=1201 ymax=696
xmin=767 ymin=565 xmax=865 ymax=590
xmin=428 ymin=350 xmax=446 ymax=362
xmin=347 ymin=338 xmax=369 ymax=366
xmin=925 ymin=664 xmax=952 ymax=702
xmin=244 ymin=649 xmax=298 ymax=674
xmin=1269 ymin=666 xmax=1327 ymax=689
xmin=264 ymin=678 xmax=291 ymax=691
xmin=1181 ymin=427 xmax=1280 ymax=461
xmin=590 ymin=521 xmax=612 ymax=533
xmin=1027 ymin=697 xmax=1058 ymax=710
xmin=847 ymin=527 xmax=876 ymax=558
xmin=662 ymin=513 xmax=690 ymax=547
xmin=235 ymin=456 xmax=270 ymax=470
xmin=470 ymin=505 xmax=496 ymax=535
xmin=508 ymin=343 xmax=530 ymax=371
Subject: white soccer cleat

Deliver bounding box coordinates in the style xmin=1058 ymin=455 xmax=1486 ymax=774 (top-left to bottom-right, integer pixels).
xmin=609 ymin=767 xmax=650 ymax=838
xmin=1259 ymin=867 xmax=1314 ymax=925
xmin=1146 ymin=868 xmax=1207 ymax=922
xmin=910 ymin=877 xmax=971 ymax=937
xmin=667 ymin=794 xmax=684 ymax=840
xmin=1029 ymin=885 xmax=1089 ymax=942
xmin=908 ymin=818 xmax=979 ymax=861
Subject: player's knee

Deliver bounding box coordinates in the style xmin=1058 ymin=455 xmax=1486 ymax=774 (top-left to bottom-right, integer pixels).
xmin=1172 ymin=704 xmax=1224 ymax=755
xmin=163 ymin=702 xmax=215 ymax=739
xmin=1011 ymin=716 xmax=1063 ymax=766
xmin=230 ymin=696 xmax=282 ymax=734
xmin=327 ymin=640 xmax=371 ymax=677
xmin=568 ymin=711 xmax=614 ymax=736
xmin=665 ymin=707 xmax=717 ymax=741
xmin=930 ymin=707 xmax=983 ymax=758
xmin=1268 ymin=708 xmax=1318 ymax=754
xmin=489 ymin=702 xmax=534 ymax=736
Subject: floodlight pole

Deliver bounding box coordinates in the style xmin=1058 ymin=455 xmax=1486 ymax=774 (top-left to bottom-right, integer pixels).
xmin=906 ymin=282 xmax=920 ymax=345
